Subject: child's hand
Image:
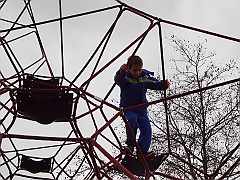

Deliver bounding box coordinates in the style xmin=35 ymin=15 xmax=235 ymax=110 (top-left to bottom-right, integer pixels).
xmin=163 ymin=79 xmax=170 ymax=89
xmin=120 ymin=64 xmax=128 ymax=72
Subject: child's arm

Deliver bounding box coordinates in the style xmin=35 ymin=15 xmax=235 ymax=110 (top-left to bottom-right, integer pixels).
xmin=114 ymin=64 xmax=128 ymax=86
xmin=120 ymin=64 xmax=128 ymax=72
xmin=147 ymin=76 xmax=170 ymax=90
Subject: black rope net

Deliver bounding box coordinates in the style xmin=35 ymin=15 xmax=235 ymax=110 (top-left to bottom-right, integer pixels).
xmin=0 ymin=0 xmax=239 ymax=179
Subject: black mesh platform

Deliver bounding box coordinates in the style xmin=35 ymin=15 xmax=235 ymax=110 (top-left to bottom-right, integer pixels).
xmin=121 ymin=154 xmax=168 ymax=176
xmin=20 ymin=155 xmax=52 ymax=173
xmin=17 ymin=74 xmax=73 ymax=124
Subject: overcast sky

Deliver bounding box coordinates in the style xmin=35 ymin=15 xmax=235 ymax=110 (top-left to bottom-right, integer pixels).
xmin=1 ymin=0 xmax=239 ymax=77
xmin=0 ymin=0 xmax=239 ymax=178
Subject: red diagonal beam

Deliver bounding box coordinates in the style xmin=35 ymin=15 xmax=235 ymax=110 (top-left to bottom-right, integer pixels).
xmin=90 ymin=138 xmax=137 ymax=180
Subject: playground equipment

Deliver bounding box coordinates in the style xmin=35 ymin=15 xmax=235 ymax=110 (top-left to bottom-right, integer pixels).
xmin=1 ymin=0 xmax=239 ymax=179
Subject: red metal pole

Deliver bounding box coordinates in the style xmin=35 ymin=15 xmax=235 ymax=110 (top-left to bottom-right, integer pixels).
xmin=160 ymin=19 xmax=240 ymax=43
xmin=124 ymin=78 xmax=240 ymax=112
xmin=2 ymin=133 xmax=86 ymax=142
xmin=90 ymin=138 xmax=137 ymax=180
xmin=80 ymin=22 xmax=158 ymax=88
xmin=91 ymin=112 xmax=121 ymax=139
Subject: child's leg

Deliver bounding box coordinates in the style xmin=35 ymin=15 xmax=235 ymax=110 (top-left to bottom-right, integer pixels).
xmin=124 ymin=111 xmax=138 ymax=148
xmin=137 ymin=113 xmax=152 ymax=155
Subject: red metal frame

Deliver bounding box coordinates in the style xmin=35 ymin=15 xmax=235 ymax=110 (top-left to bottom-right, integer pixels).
xmin=0 ymin=0 xmax=239 ymax=179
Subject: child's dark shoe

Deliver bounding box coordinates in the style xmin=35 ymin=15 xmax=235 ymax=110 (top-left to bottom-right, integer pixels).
xmin=123 ymin=146 xmax=134 ymax=155
xmin=145 ymin=151 xmax=156 ymax=160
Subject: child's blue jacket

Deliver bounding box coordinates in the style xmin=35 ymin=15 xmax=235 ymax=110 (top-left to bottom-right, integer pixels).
xmin=114 ymin=69 xmax=165 ymax=110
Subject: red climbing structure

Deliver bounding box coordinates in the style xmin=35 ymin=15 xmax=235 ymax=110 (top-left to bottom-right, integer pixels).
xmin=0 ymin=0 xmax=239 ymax=179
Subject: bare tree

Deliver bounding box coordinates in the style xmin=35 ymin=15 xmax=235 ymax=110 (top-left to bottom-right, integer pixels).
xmin=148 ymin=36 xmax=240 ymax=179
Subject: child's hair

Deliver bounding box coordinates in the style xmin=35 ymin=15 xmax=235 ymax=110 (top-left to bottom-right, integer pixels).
xmin=127 ymin=55 xmax=143 ymax=69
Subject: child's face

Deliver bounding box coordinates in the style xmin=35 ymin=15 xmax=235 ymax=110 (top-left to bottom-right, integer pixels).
xmin=129 ymin=64 xmax=143 ymax=78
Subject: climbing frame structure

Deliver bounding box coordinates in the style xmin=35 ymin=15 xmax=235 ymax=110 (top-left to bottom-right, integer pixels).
xmin=0 ymin=0 xmax=239 ymax=179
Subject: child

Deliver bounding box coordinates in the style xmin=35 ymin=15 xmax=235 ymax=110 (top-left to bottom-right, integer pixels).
xmin=114 ymin=55 xmax=169 ymax=158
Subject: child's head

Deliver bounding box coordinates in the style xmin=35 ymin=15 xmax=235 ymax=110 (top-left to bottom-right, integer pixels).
xmin=127 ymin=55 xmax=143 ymax=69
xmin=127 ymin=55 xmax=143 ymax=79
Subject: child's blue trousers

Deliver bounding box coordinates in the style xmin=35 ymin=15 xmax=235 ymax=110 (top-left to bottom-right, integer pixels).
xmin=124 ymin=109 xmax=152 ymax=155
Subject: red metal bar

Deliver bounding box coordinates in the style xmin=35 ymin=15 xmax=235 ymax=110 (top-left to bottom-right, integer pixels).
xmin=91 ymin=112 xmax=121 ymax=139
xmin=120 ymin=111 xmax=151 ymax=174
xmin=0 ymin=31 xmax=36 ymax=45
xmin=160 ymin=19 xmax=240 ymax=43
xmin=116 ymin=1 xmax=240 ymax=43
xmin=70 ymin=7 xmax=123 ymax=87
xmin=0 ymin=5 xmax=121 ymax=33
xmin=0 ymin=133 xmax=2 ymax=146
xmin=2 ymin=133 xmax=86 ymax=142
xmin=54 ymin=146 xmax=82 ymax=179
xmin=124 ymin=78 xmax=240 ymax=112
xmin=58 ymin=0 xmax=65 ymax=78
xmin=2 ymin=0 xmax=31 ymax=38
xmin=78 ymin=88 xmax=120 ymax=111
xmin=0 ymin=150 xmax=17 ymax=177
xmin=1 ymin=1 xmax=239 ymax=179
xmin=75 ymin=106 xmax=99 ymax=120
xmin=90 ymin=138 xmax=137 ymax=180
xmin=157 ymin=21 xmax=171 ymax=153
xmin=13 ymin=87 xmax=74 ymax=93
xmin=25 ymin=2 xmax=54 ymax=78
xmin=88 ymin=141 xmax=101 ymax=179
xmin=80 ymin=22 xmax=158 ymax=88
xmin=116 ymin=0 xmax=158 ymax=21
xmin=99 ymin=153 xmax=123 ymax=171
xmin=0 ymin=101 xmax=15 ymax=115
xmin=80 ymin=94 xmax=100 ymax=107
